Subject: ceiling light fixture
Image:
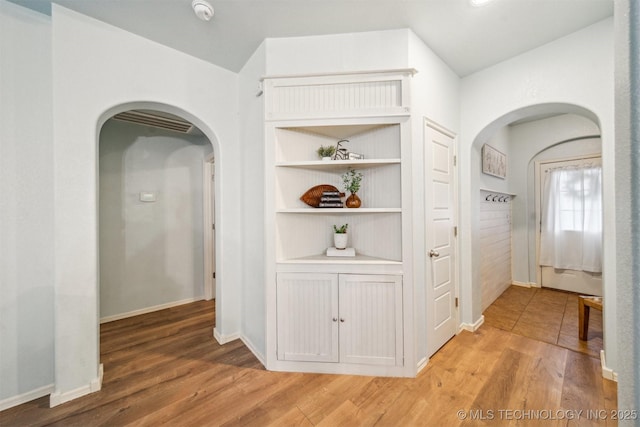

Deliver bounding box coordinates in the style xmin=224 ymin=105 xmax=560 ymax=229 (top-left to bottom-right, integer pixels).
xmin=470 ymin=0 xmax=495 ymax=6
xmin=192 ymin=0 xmax=214 ymax=21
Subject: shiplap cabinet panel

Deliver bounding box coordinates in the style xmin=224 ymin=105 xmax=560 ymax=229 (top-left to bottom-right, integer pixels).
xmin=277 ymin=273 xmax=338 ymax=362
xmin=264 ymin=71 xmax=413 ymax=121
xmin=339 ymin=274 xmax=403 ymax=366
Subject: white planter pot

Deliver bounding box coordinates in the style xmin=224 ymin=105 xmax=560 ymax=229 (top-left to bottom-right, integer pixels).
xmin=334 ymin=233 xmax=348 ymax=249
xmin=322 ymin=156 xmax=332 ymax=161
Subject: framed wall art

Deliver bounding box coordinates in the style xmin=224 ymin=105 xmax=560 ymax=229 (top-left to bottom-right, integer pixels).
xmin=482 ymin=144 xmax=506 ymax=179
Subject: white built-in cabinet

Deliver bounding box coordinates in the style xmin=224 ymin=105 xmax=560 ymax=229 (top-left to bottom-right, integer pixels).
xmin=264 ymin=70 xmax=415 ymax=377
xmin=277 ymin=273 xmax=403 ymax=366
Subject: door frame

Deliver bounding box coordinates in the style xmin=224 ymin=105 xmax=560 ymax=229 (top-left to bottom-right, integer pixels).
xmin=203 ymin=153 xmax=215 ymax=300
xmin=534 ymin=153 xmax=602 ymax=290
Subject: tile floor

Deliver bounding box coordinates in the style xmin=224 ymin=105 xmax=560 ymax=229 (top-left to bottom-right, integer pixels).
xmin=483 ymin=285 xmax=603 ymax=358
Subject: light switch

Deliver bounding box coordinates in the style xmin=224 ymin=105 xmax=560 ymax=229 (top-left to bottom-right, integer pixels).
xmin=139 ymin=191 xmax=157 ymax=202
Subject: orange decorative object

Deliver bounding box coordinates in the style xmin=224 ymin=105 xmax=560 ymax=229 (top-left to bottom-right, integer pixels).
xmin=300 ymin=185 xmax=344 ymax=207
xmin=345 ymin=193 xmax=361 ymax=208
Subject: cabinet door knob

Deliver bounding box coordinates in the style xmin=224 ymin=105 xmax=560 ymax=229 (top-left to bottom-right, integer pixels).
xmin=332 ymin=317 xmax=338 ymax=322
xmin=429 ymin=249 xmax=440 ymax=258
xmin=340 ymin=318 xmax=345 ymax=323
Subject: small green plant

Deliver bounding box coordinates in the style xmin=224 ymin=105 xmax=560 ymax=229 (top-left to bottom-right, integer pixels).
xmin=316 ymin=145 xmax=336 ymax=158
xmin=333 ymin=223 xmax=348 ymax=234
xmin=342 ymin=168 xmax=363 ymax=194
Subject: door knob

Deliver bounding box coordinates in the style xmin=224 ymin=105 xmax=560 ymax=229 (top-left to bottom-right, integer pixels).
xmin=429 ymin=249 xmax=440 ymax=258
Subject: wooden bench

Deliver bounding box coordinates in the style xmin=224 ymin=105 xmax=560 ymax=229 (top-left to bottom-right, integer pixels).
xmin=578 ymin=295 xmax=602 ymax=341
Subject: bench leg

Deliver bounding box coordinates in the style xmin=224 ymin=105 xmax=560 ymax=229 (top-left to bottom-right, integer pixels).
xmin=579 ymin=298 xmax=591 ymax=341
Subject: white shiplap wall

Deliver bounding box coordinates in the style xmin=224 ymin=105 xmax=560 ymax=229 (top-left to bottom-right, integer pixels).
xmin=479 ymin=190 xmax=513 ymax=311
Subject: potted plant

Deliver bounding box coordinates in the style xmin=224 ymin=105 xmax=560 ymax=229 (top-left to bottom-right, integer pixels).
xmin=333 ymin=223 xmax=348 ymax=249
xmin=342 ymin=168 xmax=363 ymax=208
xmin=316 ymin=145 xmax=336 ymax=161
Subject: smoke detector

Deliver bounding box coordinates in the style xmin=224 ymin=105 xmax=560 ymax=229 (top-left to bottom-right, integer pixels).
xmin=192 ymin=0 xmax=214 ymax=21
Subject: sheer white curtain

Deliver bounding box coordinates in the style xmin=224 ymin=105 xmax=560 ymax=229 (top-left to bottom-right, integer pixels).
xmin=539 ymin=165 xmax=602 ymax=273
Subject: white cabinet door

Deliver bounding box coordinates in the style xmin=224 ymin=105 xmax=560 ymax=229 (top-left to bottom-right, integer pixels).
xmin=338 ymin=274 xmax=403 ymax=366
xmin=277 ymin=273 xmax=339 ymax=362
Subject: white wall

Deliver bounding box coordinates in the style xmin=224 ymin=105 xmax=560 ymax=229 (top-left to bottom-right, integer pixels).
xmin=480 ymin=126 xmax=511 ymax=193
xmin=460 ymin=18 xmax=616 ymax=372
xmin=479 ymin=191 xmax=512 ymax=311
xmin=238 ymin=42 xmax=267 ymax=360
xmin=265 ymin=30 xmax=409 ymax=75
xmin=508 ymin=114 xmax=601 ymax=285
xmin=50 ymin=5 xmax=240 ymax=404
xmin=0 ymin=0 xmax=54 ymax=407
xmin=613 ymin=0 xmax=638 ymax=409
xmin=99 ymin=120 xmax=212 ymax=319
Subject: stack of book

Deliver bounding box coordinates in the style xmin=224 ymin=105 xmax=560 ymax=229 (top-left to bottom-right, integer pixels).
xmin=318 ymin=191 xmax=343 ymax=208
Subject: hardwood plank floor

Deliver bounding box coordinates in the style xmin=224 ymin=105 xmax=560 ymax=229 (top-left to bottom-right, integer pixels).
xmin=1 ymin=299 xmax=616 ymax=426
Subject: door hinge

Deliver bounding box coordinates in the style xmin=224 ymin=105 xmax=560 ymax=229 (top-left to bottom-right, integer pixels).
xmin=212 ymin=223 xmax=215 ymax=230
xmin=453 ymin=155 xmax=457 ymax=166
xmin=453 ymin=226 xmax=458 ymax=237
xmin=213 ymin=272 xmax=216 ymax=279
xmin=455 ymin=297 xmax=459 ymax=308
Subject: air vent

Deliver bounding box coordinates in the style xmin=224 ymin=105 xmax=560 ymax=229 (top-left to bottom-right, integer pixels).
xmin=113 ymin=110 xmax=194 ymax=134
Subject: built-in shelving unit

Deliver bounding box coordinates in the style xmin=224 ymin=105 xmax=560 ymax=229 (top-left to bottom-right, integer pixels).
xmin=264 ymin=70 xmax=414 ymax=377
xmin=273 ymin=122 xmax=403 ymax=263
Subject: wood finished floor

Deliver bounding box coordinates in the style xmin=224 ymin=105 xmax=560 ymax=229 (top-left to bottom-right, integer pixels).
xmin=483 ymin=285 xmax=604 ymax=358
xmin=1 ymin=298 xmax=617 ymax=426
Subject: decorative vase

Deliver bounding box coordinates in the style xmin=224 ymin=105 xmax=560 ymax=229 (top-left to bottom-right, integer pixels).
xmin=345 ymin=193 xmax=361 ymax=208
xmin=322 ymin=156 xmax=332 ymax=161
xmin=334 ymin=233 xmax=348 ymax=249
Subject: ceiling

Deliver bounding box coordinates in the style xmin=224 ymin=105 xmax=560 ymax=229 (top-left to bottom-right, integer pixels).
xmin=12 ymin=0 xmax=613 ymax=76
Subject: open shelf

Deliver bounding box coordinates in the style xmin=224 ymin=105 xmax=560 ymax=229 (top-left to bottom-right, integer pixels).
xmin=277 ymin=208 xmax=401 ymax=214
xmin=276 ymin=159 xmax=400 ymax=170
xmin=278 ymin=253 xmax=403 ymax=265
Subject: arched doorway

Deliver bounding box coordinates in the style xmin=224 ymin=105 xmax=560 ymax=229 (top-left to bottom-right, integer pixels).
xmin=464 ymin=103 xmax=609 ymax=353
xmin=96 ymin=102 xmax=222 ymax=375
xmin=99 ymin=109 xmax=214 ymax=321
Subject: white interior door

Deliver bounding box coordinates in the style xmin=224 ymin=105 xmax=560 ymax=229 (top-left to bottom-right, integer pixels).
xmin=425 ymin=121 xmax=458 ymax=356
xmin=536 ymin=156 xmax=602 ymax=296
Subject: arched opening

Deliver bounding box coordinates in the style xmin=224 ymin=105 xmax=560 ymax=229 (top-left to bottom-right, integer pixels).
xmin=467 ymin=103 xmax=605 ymax=351
xmin=96 ymin=102 xmax=221 ymax=374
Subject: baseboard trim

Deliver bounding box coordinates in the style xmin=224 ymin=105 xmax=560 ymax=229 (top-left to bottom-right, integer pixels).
xmin=0 ymin=383 xmax=55 ymax=411
xmin=459 ymin=315 xmax=485 ymax=333
xmin=416 ymin=356 xmax=429 ymax=374
xmin=100 ymin=298 xmax=200 ymax=323
xmin=241 ymin=335 xmax=266 ymax=367
xmin=213 ymin=327 xmax=240 ymax=345
xmin=49 ymin=364 xmax=103 ymax=408
xmin=512 ymin=281 xmax=540 ymax=288
xmin=599 ymin=350 xmax=618 ymax=382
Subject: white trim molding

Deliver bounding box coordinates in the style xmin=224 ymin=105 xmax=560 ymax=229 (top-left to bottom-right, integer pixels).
xmin=49 ymin=364 xmax=103 ymax=408
xmin=100 ymin=298 xmax=200 ymax=324
xmin=600 ymin=350 xmax=618 ymax=382
xmin=213 ymin=327 xmax=240 ymax=345
xmin=241 ymin=335 xmax=266 ymax=367
xmin=0 ymin=384 xmax=55 ymax=412
xmin=512 ymin=281 xmax=540 ymax=288
xmin=416 ymin=356 xmax=429 ymax=374
xmin=459 ymin=315 xmax=485 ymax=333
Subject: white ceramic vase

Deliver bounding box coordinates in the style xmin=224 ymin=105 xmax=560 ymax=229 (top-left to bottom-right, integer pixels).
xmin=334 ymin=233 xmax=348 ymax=249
